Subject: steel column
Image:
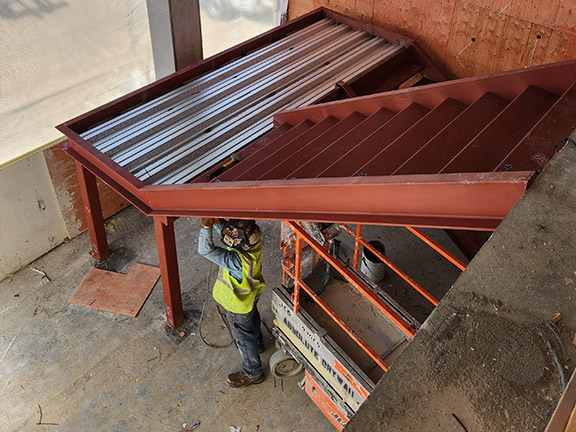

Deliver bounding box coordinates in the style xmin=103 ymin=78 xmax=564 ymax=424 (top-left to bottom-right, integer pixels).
xmin=75 ymin=161 xmax=109 ymax=261
xmin=153 ymin=216 xmax=184 ymax=327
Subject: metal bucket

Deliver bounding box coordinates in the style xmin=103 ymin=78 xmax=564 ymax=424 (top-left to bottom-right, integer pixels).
xmin=360 ymin=241 xmax=386 ymax=283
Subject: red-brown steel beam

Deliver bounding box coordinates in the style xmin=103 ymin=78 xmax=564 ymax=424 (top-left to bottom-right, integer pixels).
xmin=64 ymin=144 xmax=151 ymax=214
xmin=154 ymin=216 xmax=184 ymax=328
xmin=75 ymin=161 xmax=109 ymax=261
xmin=273 ymin=60 xmax=576 ymax=126
xmin=141 ymin=172 xmax=533 ymax=231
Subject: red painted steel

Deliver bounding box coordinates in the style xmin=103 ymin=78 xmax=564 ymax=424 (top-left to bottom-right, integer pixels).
xmin=267 ymin=112 xmax=367 ymax=180
xmin=394 ymin=93 xmax=510 ymax=175
xmin=142 ymin=172 xmax=532 ymax=230
xmin=65 ymin=146 xmax=152 ymax=213
xmin=153 ymin=216 xmax=184 ymax=327
xmin=62 ymin=138 xmax=145 ymax=190
xmin=274 ymin=60 xmax=576 ymax=126
xmin=216 ymin=120 xmax=315 ymax=182
xmin=442 ymin=86 xmax=558 ymax=173
xmin=55 ymin=10 xmax=576 ymax=333
xmin=290 ymin=107 xmax=396 ymax=179
xmin=346 ymin=48 xmax=413 ymax=97
xmin=287 ymin=221 xmax=417 ymax=338
xmin=444 ymin=230 xmax=491 ymax=260
xmin=190 ymin=123 xmax=293 ymax=183
xmin=405 ymin=226 xmax=467 ymax=271
xmin=356 ymin=98 xmax=467 ymax=176
xmin=235 ymin=117 xmax=339 ymax=181
xmin=320 ymin=103 xmax=430 ymax=178
xmin=283 ymin=265 xmax=390 ymax=371
xmin=495 ymin=82 xmax=576 ymax=173
xmin=75 ymin=161 xmax=110 ymax=261
xmin=352 ymin=224 xmax=362 ymax=271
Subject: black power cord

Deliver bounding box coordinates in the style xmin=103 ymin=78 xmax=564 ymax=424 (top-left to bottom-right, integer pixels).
xmin=198 ymin=261 xmax=235 ymax=348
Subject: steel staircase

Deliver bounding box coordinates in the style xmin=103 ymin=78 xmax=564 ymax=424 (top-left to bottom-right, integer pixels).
xmin=205 ymin=63 xmax=576 ymax=184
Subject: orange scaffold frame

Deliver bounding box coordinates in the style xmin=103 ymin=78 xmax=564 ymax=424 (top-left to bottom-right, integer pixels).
xmin=281 ymin=221 xmax=467 ymax=373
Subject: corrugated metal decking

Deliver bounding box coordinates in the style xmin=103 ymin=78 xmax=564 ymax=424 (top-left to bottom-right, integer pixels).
xmin=81 ymin=19 xmax=404 ymax=185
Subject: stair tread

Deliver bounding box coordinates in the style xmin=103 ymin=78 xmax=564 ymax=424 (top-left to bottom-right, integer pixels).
xmin=442 ymin=86 xmax=559 ymax=173
xmin=219 ymin=119 xmax=315 ymax=182
xmin=259 ymin=112 xmax=367 ymax=180
xmin=357 ymin=98 xmax=468 ymax=176
xmin=288 ymin=107 xmax=397 ymax=179
xmin=234 ymin=116 xmax=340 ymax=181
xmin=394 ymin=92 xmax=511 ymax=175
xmin=495 ymin=81 xmax=576 ymax=172
xmin=319 ymin=103 xmax=431 ymax=178
xmin=194 ymin=122 xmax=294 ymax=183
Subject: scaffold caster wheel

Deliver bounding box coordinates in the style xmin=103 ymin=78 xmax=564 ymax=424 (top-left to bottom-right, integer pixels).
xmin=270 ymin=350 xmax=303 ymax=379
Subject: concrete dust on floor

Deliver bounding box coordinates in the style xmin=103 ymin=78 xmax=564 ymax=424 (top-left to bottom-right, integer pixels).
xmin=0 ymin=206 xmax=465 ymax=431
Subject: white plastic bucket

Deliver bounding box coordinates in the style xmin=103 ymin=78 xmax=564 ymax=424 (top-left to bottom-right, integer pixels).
xmin=360 ymin=241 xmax=386 ymax=283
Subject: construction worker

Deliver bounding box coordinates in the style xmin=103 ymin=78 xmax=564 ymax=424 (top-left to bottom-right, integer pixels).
xmin=198 ymin=218 xmax=266 ymax=387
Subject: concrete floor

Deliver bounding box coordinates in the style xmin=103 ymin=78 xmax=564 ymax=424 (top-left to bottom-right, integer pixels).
xmin=0 ymin=203 xmax=465 ymax=431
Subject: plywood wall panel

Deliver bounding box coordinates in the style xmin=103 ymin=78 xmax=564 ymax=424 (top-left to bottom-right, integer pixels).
xmin=519 ymin=26 xmax=553 ymax=69
xmin=462 ymin=0 xmax=561 ymax=28
xmin=44 ymin=144 xmax=130 ymax=239
xmin=372 ymin=0 xmax=456 ymax=72
xmin=350 ymin=0 xmax=375 ymax=24
xmin=444 ymin=2 xmax=556 ymax=78
xmin=288 ymin=0 xmax=575 ymax=80
xmin=556 ymin=0 xmax=576 ymax=36
xmin=545 ymin=30 xmax=576 ymax=64
xmin=287 ymin=1 xmax=317 ymax=20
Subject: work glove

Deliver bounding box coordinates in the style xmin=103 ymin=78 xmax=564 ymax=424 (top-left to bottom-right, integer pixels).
xmin=201 ymin=218 xmax=220 ymax=228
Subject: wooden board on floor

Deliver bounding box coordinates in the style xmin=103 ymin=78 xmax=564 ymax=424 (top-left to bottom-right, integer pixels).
xmin=70 ymin=263 xmax=160 ymax=318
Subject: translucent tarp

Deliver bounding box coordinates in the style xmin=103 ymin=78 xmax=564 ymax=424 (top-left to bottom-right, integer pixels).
xmin=0 ymin=0 xmax=155 ymax=167
xmin=200 ymin=0 xmax=282 ymax=58
xmin=0 ymin=0 xmax=281 ymax=168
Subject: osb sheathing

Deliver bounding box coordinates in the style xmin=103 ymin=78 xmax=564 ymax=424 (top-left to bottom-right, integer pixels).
xmin=289 ymin=0 xmax=576 ymax=78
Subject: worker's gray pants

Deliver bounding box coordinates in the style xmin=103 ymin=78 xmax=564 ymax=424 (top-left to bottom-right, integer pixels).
xmin=226 ymin=303 xmax=263 ymax=378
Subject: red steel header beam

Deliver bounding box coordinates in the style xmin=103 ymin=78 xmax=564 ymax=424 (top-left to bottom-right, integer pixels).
xmin=141 ymin=172 xmax=533 ymax=230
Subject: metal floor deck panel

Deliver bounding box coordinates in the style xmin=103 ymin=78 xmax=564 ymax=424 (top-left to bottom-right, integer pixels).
xmin=80 ymin=18 xmax=404 ymax=186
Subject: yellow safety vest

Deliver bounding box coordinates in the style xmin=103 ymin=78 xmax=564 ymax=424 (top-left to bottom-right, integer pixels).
xmin=213 ymin=242 xmax=265 ymax=314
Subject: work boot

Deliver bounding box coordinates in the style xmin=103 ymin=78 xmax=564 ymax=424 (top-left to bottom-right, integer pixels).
xmin=226 ymin=371 xmax=265 ymax=388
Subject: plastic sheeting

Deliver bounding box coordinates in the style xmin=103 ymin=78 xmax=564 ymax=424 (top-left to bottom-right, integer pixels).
xmin=200 ymin=0 xmax=282 ymax=58
xmin=0 ymin=0 xmax=155 ymax=167
xmin=0 ymin=0 xmax=281 ymax=168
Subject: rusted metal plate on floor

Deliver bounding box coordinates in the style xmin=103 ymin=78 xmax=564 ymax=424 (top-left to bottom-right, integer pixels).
xmin=70 ymin=263 xmax=160 ymax=317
